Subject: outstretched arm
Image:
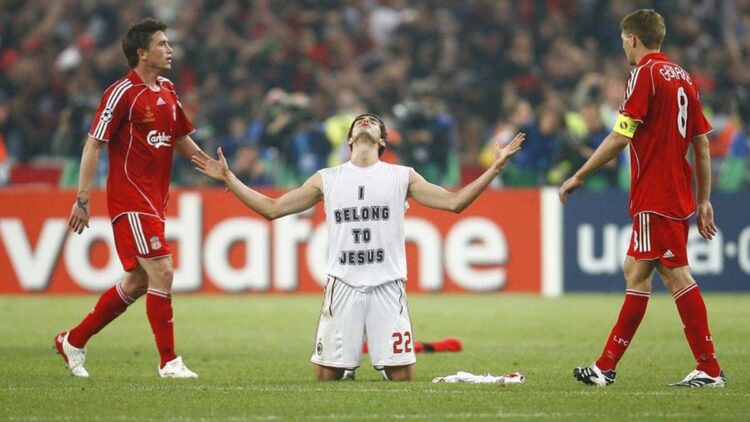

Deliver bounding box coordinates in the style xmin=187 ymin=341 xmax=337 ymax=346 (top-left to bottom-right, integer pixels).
xmin=691 ymin=134 xmax=717 ymax=240
xmin=192 ymin=148 xmax=322 ymax=220
xmin=408 ymin=133 xmax=525 ymax=212
xmin=559 ymin=131 xmax=629 ymax=204
xmin=175 ymin=135 xmax=209 ymax=162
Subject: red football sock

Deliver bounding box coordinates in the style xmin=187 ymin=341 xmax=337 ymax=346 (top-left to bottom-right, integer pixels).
xmin=673 ymin=284 xmax=721 ymax=377
xmin=68 ymin=283 xmax=134 ymax=348
xmin=146 ymin=289 xmax=177 ymax=368
xmin=595 ymin=289 xmax=649 ymax=371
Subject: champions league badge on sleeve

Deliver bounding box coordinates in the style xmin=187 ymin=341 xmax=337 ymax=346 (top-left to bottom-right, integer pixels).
xmin=101 ymin=108 xmax=113 ymax=123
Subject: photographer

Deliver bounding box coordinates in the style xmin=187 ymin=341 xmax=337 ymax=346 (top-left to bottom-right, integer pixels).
xmin=249 ymin=90 xmax=332 ymax=185
xmin=394 ymin=80 xmax=458 ymax=185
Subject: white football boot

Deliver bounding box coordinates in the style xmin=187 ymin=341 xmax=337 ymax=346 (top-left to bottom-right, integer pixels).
xmin=669 ymin=369 xmax=726 ymax=388
xmin=573 ymin=363 xmax=616 ymax=387
xmin=54 ymin=331 xmax=89 ymax=378
xmin=159 ymin=356 xmax=198 ymax=378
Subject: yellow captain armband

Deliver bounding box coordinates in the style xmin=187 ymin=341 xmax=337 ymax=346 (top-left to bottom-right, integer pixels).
xmin=613 ymin=114 xmax=639 ymax=138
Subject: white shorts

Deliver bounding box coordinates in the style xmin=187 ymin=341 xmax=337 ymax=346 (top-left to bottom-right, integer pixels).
xmin=310 ymin=277 xmax=416 ymax=369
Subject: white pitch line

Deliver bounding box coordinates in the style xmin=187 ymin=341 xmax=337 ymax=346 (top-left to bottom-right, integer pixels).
xmin=3 ymin=384 xmax=748 ymax=397
xmin=6 ymin=410 xmax=739 ymax=422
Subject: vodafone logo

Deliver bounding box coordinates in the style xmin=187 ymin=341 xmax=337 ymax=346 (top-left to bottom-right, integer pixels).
xmin=0 ymin=193 xmax=514 ymax=293
xmin=147 ymin=130 xmax=171 ymax=148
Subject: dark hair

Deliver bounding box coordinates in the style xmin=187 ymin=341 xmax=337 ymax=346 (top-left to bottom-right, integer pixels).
xmin=347 ymin=113 xmax=388 ymax=157
xmin=122 ymin=18 xmax=167 ymax=68
xmin=620 ymin=9 xmax=666 ymax=50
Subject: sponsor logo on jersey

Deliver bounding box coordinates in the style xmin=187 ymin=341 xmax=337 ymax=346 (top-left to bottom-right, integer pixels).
xmin=147 ymin=130 xmax=171 ymax=149
xmin=150 ymin=236 xmax=162 ymax=250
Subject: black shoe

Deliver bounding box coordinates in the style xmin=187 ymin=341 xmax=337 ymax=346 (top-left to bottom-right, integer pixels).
xmin=573 ymin=363 xmax=616 ymax=387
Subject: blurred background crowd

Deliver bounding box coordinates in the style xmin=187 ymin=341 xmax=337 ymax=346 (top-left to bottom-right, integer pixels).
xmin=0 ymin=0 xmax=748 ymax=191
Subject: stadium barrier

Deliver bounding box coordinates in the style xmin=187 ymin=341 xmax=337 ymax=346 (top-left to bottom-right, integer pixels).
xmin=563 ymin=191 xmax=750 ymax=292
xmin=0 ymin=188 xmax=551 ymax=294
xmin=3 ymin=188 xmax=746 ymax=294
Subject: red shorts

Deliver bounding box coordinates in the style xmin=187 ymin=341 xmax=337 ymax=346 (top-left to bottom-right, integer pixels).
xmin=626 ymin=212 xmax=689 ymax=267
xmin=112 ymin=213 xmax=171 ymax=271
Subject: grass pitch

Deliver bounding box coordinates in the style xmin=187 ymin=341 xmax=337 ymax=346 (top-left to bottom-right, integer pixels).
xmin=1 ymin=294 xmax=748 ymax=420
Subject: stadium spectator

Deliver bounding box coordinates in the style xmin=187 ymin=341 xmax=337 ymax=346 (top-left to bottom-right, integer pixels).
xmin=0 ymin=91 xmax=11 ymax=185
xmin=0 ymin=1 xmax=748 ymax=190
xmin=560 ymin=9 xmax=725 ymax=388
xmin=503 ymin=103 xmax=562 ymax=186
xmin=550 ymin=101 xmax=617 ymax=191
xmin=192 ymin=113 xmax=525 ymax=381
xmin=394 ymin=79 xmax=459 ymax=186
xmin=231 ymin=144 xmax=275 ymax=187
xmin=55 ymin=18 xmax=205 ymax=379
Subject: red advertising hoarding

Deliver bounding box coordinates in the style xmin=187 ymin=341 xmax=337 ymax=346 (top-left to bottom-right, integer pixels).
xmin=0 ymin=188 xmax=541 ymax=293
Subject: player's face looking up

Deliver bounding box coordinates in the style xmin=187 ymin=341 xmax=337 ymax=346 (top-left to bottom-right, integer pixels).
xmin=352 ymin=116 xmax=381 ymax=140
xmin=349 ymin=116 xmax=385 ymax=148
xmin=346 ymin=113 xmax=388 ymax=157
xmin=140 ymin=31 xmax=173 ymax=71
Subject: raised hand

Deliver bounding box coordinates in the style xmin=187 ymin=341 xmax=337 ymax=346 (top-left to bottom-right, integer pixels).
xmin=492 ymin=132 xmax=525 ymax=171
xmin=192 ymin=147 xmax=231 ymax=182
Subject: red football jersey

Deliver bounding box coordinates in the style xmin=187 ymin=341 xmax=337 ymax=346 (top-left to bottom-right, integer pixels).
xmin=620 ymin=52 xmax=712 ymax=219
xmin=89 ymin=70 xmax=194 ymax=222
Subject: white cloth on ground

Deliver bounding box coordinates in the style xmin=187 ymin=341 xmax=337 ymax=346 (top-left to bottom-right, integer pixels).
xmin=432 ymin=371 xmax=526 ymax=384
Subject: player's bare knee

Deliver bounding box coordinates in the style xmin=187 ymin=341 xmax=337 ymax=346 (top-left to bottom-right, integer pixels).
xmin=157 ymin=267 xmax=174 ymax=284
xmin=124 ymin=282 xmax=148 ymax=298
xmin=314 ymin=365 xmax=345 ymax=381
xmin=384 ymin=365 xmax=414 ymax=381
xmin=121 ymin=270 xmax=149 ymax=298
xmin=148 ymin=267 xmax=174 ymax=291
xmin=623 ymin=259 xmax=653 ymax=292
xmin=656 ymin=264 xmax=695 ymax=294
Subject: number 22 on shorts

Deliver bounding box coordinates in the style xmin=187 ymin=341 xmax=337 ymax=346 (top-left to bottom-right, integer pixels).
xmin=392 ymin=331 xmax=412 ymax=353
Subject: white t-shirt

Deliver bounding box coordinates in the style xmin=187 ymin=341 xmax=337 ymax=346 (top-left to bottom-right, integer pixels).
xmin=318 ymin=161 xmax=411 ymax=287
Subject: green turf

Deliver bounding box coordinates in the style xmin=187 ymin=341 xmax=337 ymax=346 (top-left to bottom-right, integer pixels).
xmin=1 ymin=294 xmax=748 ymax=420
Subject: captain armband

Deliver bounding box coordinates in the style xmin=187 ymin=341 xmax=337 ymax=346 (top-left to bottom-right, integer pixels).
xmin=613 ymin=114 xmax=639 ymax=138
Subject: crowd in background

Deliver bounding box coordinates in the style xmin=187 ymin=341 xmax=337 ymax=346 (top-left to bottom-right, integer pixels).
xmin=0 ymin=0 xmax=748 ymax=191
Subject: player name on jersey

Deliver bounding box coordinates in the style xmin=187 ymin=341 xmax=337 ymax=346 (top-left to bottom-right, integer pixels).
xmin=333 ymin=205 xmax=390 ymax=224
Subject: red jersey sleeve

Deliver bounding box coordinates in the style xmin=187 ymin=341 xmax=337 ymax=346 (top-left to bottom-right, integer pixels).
xmin=160 ymin=78 xmax=194 ymax=139
xmin=690 ymin=92 xmax=712 ymax=137
xmin=619 ymin=66 xmax=652 ymax=122
xmin=174 ymin=97 xmax=194 ymax=139
xmin=89 ymin=79 xmax=132 ymax=142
